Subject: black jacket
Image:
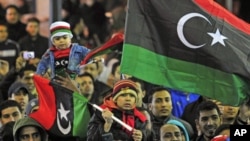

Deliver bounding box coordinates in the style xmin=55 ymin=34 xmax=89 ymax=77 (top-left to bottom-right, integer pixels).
xmin=18 ymin=34 xmax=49 ymax=59
xmin=87 ymin=97 xmax=148 ymax=141
xmin=0 ymin=39 xmax=20 ymax=69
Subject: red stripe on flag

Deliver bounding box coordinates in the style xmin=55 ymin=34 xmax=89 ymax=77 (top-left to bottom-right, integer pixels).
xmin=30 ymin=75 xmax=56 ymax=130
xmin=194 ymin=0 xmax=250 ymax=34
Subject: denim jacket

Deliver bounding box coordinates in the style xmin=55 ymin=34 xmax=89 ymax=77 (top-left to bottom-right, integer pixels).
xmin=36 ymin=43 xmax=90 ymax=78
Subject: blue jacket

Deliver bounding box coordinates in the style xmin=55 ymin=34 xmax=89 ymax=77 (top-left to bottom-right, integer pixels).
xmin=36 ymin=43 xmax=90 ymax=78
xmin=170 ymin=89 xmax=200 ymax=118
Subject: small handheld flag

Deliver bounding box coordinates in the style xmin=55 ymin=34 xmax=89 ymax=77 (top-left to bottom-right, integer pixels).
xmin=90 ymin=103 xmax=133 ymax=132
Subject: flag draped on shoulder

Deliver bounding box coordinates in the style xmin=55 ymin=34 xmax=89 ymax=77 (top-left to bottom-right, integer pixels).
xmin=121 ymin=0 xmax=250 ymax=106
xmin=30 ymin=75 xmax=90 ymax=139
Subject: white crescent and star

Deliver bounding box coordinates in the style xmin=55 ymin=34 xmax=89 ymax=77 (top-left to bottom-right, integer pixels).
xmin=177 ymin=12 xmax=228 ymax=48
xmin=208 ymin=29 xmax=228 ymax=46
xmin=57 ymin=103 xmax=71 ymax=135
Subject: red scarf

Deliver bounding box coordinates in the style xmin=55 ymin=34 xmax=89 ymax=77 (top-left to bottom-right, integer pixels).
xmin=50 ymin=45 xmax=71 ymax=59
xmin=100 ymin=97 xmax=147 ymax=134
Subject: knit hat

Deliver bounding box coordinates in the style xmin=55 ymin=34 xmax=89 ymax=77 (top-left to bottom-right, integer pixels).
xmin=50 ymin=21 xmax=73 ymax=42
xmin=112 ymin=79 xmax=138 ymax=101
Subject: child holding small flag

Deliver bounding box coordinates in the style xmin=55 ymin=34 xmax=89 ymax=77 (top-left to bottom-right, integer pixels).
xmin=87 ymin=79 xmax=149 ymax=141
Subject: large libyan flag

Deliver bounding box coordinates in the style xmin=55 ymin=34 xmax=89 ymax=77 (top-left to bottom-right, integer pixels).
xmin=30 ymin=75 xmax=90 ymax=139
xmin=121 ymin=0 xmax=250 ymax=106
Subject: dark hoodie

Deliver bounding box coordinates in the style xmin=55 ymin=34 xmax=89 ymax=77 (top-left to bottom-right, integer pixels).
xmin=13 ymin=117 xmax=48 ymax=141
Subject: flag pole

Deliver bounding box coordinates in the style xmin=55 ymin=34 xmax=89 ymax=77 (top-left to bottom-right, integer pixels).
xmin=89 ymin=103 xmax=134 ymax=132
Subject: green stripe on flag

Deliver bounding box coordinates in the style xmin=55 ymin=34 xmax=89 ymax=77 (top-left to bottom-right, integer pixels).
xmin=121 ymin=44 xmax=249 ymax=106
xmin=72 ymin=92 xmax=90 ymax=138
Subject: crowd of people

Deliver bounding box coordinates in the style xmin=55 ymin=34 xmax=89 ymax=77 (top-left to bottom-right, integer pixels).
xmin=0 ymin=0 xmax=250 ymax=141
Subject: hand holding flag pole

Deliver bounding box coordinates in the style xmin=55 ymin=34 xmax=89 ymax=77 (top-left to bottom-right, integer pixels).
xmin=89 ymin=103 xmax=134 ymax=132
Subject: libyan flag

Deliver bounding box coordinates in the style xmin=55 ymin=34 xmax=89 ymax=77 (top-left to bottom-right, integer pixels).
xmin=121 ymin=0 xmax=250 ymax=106
xmin=30 ymin=75 xmax=90 ymax=139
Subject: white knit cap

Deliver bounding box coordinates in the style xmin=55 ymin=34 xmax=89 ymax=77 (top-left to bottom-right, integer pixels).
xmin=50 ymin=21 xmax=73 ymax=42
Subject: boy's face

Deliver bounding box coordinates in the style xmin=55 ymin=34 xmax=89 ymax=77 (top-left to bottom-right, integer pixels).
xmin=52 ymin=35 xmax=71 ymax=50
xmin=114 ymin=93 xmax=136 ymax=110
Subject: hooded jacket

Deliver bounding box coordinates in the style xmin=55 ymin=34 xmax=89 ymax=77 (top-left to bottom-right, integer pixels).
xmin=13 ymin=117 xmax=48 ymax=141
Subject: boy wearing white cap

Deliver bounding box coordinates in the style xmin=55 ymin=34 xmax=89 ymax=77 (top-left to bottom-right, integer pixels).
xmin=36 ymin=21 xmax=90 ymax=79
